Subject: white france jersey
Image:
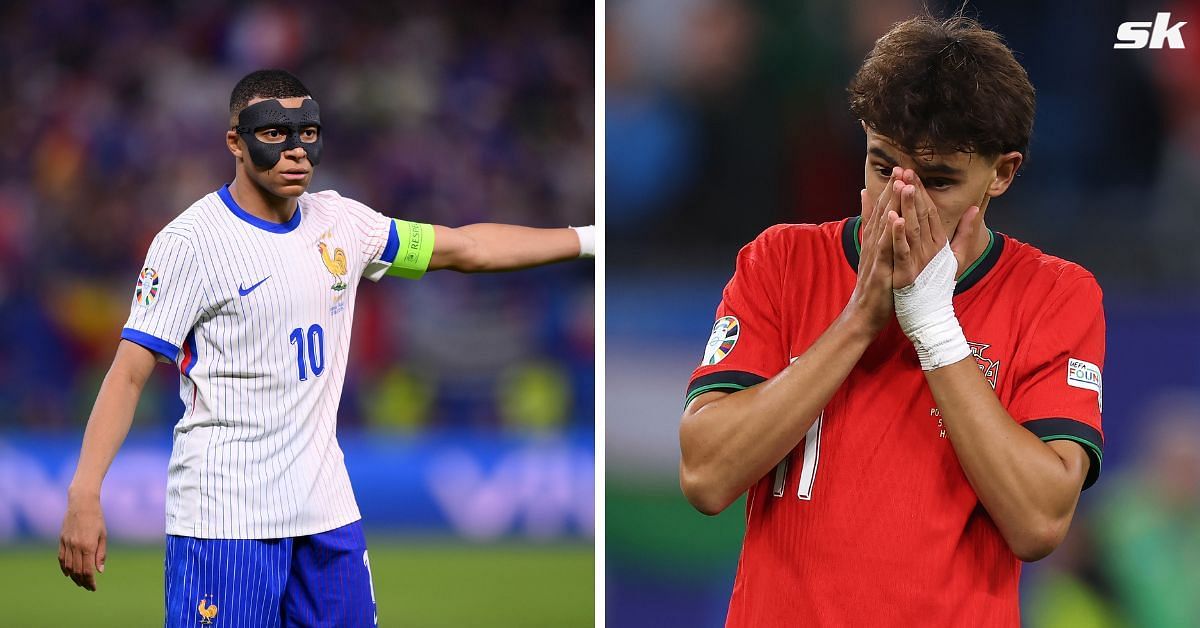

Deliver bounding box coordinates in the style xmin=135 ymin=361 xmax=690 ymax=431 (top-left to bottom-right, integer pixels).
xmin=122 ymin=184 xmax=413 ymax=539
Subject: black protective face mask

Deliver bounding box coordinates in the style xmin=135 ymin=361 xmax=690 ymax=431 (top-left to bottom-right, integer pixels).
xmin=234 ymin=99 xmax=323 ymax=169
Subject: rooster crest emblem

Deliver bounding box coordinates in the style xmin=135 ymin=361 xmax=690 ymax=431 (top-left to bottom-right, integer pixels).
xmin=968 ymin=341 xmax=1000 ymax=390
xmin=317 ymin=233 xmax=348 ymax=292
xmin=197 ymin=594 xmax=218 ymax=624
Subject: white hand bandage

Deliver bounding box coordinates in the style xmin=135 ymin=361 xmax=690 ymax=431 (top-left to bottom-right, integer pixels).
xmin=571 ymin=225 xmax=595 ymax=259
xmin=893 ymin=242 xmax=970 ymax=371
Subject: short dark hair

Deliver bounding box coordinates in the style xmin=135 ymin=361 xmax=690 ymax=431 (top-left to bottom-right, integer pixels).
xmin=847 ymin=14 xmax=1035 ymax=159
xmin=229 ymin=69 xmax=312 ymax=122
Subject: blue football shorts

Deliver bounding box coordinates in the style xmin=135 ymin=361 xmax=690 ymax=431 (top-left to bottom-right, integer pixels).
xmin=164 ymin=521 xmax=377 ymax=627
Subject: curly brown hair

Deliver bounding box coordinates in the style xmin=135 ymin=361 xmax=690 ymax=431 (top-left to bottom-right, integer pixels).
xmin=847 ymin=14 xmax=1035 ymax=159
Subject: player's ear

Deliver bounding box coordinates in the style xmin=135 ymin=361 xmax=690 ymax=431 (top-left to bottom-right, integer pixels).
xmin=226 ymin=130 xmax=243 ymax=159
xmin=986 ymin=151 xmax=1023 ymax=198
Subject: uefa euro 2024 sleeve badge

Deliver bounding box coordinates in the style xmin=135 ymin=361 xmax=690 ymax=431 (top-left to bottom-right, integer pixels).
xmin=134 ymin=267 xmax=160 ymax=308
xmin=702 ymin=316 xmax=740 ymax=365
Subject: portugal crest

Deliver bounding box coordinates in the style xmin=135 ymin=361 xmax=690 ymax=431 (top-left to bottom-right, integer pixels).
xmin=968 ymin=341 xmax=1000 ymax=389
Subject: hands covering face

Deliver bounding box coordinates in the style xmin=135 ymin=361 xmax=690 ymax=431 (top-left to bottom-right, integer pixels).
xmin=851 ymin=166 xmax=986 ymax=338
xmin=887 ymin=168 xmax=984 ymax=288
xmin=864 ymin=168 xmax=978 ymax=370
xmin=851 ymin=167 xmax=903 ymax=331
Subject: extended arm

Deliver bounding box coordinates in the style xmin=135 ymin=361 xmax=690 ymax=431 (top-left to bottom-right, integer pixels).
xmin=429 ymin=224 xmax=592 ymax=272
xmin=59 ymin=340 xmax=157 ymax=591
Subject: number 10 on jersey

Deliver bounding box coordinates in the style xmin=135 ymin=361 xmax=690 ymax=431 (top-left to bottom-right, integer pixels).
xmin=289 ymin=324 xmax=326 ymax=381
xmin=773 ymin=412 xmax=823 ymax=500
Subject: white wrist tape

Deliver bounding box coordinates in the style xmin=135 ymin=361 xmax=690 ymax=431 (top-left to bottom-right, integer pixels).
xmin=893 ymin=243 xmax=970 ymax=371
xmin=571 ymin=225 xmax=595 ymax=258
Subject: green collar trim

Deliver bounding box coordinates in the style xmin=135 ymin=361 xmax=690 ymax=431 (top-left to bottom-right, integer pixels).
xmin=844 ymin=216 xmax=1004 ymax=295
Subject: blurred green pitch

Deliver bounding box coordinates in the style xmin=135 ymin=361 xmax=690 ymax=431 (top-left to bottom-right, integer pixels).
xmin=2 ymin=540 xmax=594 ymax=627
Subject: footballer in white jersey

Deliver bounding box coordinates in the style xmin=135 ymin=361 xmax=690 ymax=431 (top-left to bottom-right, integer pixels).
xmin=58 ymin=69 xmax=594 ymax=627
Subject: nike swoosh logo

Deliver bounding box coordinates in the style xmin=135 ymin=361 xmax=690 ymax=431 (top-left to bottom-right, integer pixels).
xmin=238 ymin=276 xmax=271 ymax=296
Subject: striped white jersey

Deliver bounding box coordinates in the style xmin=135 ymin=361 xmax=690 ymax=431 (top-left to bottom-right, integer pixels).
xmin=122 ymin=184 xmax=414 ymax=539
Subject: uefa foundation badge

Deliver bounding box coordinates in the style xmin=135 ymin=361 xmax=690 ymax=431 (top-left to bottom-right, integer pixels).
xmin=135 ymin=267 xmax=160 ymax=308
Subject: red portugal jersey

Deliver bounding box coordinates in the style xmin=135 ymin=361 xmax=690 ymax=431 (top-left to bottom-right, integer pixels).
xmin=686 ymin=218 xmax=1105 ymax=627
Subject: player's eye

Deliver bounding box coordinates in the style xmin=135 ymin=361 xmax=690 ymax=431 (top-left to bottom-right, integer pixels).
xmin=873 ymin=165 xmax=894 ymax=178
xmin=926 ymin=178 xmax=955 ymax=190
xmin=300 ymin=127 xmax=320 ymax=142
xmin=256 ymin=128 xmax=289 ymax=143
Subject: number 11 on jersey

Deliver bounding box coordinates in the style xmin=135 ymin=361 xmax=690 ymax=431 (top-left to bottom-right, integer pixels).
xmin=772 ymin=411 xmax=823 ymax=500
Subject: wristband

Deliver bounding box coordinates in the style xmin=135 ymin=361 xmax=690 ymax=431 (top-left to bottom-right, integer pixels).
xmin=571 ymin=225 xmax=595 ymax=259
xmin=893 ymin=243 xmax=970 ymax=371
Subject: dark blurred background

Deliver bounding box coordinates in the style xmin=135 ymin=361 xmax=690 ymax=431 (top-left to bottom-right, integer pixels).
xmin=0 ymin=1 xmax=594 ymax=625
xmin=607 ymin=0 xmax=1200 ymax=626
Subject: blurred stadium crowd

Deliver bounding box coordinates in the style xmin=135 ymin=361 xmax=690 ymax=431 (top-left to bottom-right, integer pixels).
xmin=607 ymin=0 xmax=1200 ymax=626
xmin=608 ymin=0 xmax=1200 ymax=284
xmin=0 ymin=0 xmax=594 ymax=437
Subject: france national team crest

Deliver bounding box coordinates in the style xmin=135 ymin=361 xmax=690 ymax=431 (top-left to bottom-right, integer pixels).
xmin=968 ymin=341 xmax=1000 ymax=389
xmin=134 ymin=267 xmax=160 ymax=308
xmin=197 ymin=594 xmax=218 ymax=624
xmin=703 ymin=316 xmax=740 ymax=365
xmin=318 ymin=232 xmax=348 ymax=293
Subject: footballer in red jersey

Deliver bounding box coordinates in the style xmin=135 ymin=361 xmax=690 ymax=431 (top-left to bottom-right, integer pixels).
xmin=679 ymin=14 xmax=1104 ymax=627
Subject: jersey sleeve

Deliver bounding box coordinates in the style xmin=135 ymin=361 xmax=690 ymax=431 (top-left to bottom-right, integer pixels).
xmin=121 ymin=232 xmax=208 ymax=363
xmin=1008 ymin=274 xmax=1106 ymax=489
xmin=339 ymin=196 xmax=435 ymax=282
xmin=685 ymin=229 xmax=789 ymax=406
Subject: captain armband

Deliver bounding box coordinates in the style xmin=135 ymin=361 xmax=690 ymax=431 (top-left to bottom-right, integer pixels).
xmin=382 ymin=219 xmax=436 ymax=279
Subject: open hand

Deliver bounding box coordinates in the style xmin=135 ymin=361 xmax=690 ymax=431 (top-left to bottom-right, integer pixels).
xmin=846 ymin=167 xmax=903 ymax=334
xmin=59 ymin=493 xmax=107 ymax=591
xmin=891 ymin=170 xmax=983 ymax=287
